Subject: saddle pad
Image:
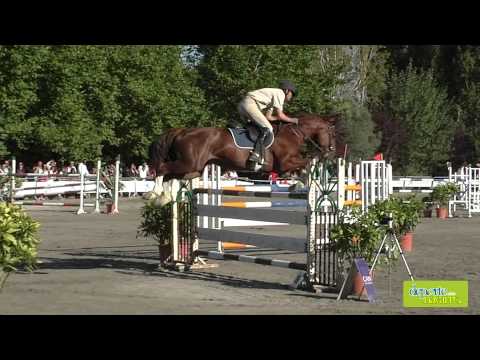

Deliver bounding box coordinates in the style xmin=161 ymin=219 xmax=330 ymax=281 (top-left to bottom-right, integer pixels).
xmin=227 ymin=128 xmax=274 ymax=150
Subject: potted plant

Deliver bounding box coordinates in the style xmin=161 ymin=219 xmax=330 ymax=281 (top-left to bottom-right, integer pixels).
xmin=396 ymin=196 xmax=423 ymax=252
xmin=0 ymin=203 xmax=41 ymax=291
xmin=431 ymin=183 xmax=459 ymax=219
xmin=137 ymin=200 xmax=173 ymax=265
xmin=331 ymin=207 xmax=383 ymax=297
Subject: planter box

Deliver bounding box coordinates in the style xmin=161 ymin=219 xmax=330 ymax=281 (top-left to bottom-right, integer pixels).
xmin=436 ymin=207 xmax=448 ymax=219
xmin=423 ymin=209 xmax=433 ymax=218
xmin=401 ymin=232 xmax=413 ymax=252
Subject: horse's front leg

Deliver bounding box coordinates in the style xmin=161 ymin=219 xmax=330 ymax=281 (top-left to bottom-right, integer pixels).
xmin=280 ymin=156 xmax=308 ymax=175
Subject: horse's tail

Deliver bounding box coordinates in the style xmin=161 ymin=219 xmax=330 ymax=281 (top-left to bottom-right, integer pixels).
xmin=149 ymin=129 xmax=183 ymax=176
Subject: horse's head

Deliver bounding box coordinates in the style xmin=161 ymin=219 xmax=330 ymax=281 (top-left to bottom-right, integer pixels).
xmin=297 ymin=113 xmax=338 ymax=159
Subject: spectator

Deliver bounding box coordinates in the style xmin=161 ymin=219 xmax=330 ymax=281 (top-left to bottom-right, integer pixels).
xmin=33 ymin=161 xmax=44 ymax=174
xmin=78 ymin=161 xmax=89 ymax=176
xmin=138 ymin=162 xmax=149 ymax=180
xmin=128 ymin=163 xmax=139 ymax=178
xmin=17 ymin=162 xmax=26 ymax=176
xmin=1 ymin=161 xmax=10 ymax=175
xmin=64 ymin=161 xmax=77 ymax=174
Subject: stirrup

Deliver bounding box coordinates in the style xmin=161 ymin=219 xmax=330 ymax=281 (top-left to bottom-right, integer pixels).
xmin=248 ymin=152 xmax=261 ymax=162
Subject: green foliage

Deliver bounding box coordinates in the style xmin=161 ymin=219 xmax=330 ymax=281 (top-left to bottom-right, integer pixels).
xmin=335 ymin=100 xmax=381 ymax=161
xmin=382 ymin=64 xmax=454 ymax=175
xmin=196 ymin=45 xmax=346 ymax=125
xmin=0 ymin=45 xmax=211 ymax=164
xmin=332 ymin=197 xmax=423 ymax=269
xmin=0 ymin=202 xmax=41 ymax=277
xmin=431 ymin=183 xmax=459 ymax=207
xmin=455 ymin=46 xmax=480 ymax=164
xmin=136 ymin=200 xmax=173 ymax=246
xmin=331 ymin=207 xmax=383 ymax=265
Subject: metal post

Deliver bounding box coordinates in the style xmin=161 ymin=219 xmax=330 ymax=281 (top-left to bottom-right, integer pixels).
xmin=9 ymin=156 xmax=16 ymax=204
xmin=337 ymin=158 xmax=345 ymax=211
xmin=171 ymin=179 xmax=180 ymax=262
xmin=77 ymin=172 xmax=86 ymax=215
xmin=94 ymin=159 xmax=101 ymax=214
xmin=112 ymin=155 xmax=120 ymax=214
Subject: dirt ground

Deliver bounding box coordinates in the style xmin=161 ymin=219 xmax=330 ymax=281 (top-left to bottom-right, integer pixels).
xmin=0 ymin=197 xmax=478 ymax=315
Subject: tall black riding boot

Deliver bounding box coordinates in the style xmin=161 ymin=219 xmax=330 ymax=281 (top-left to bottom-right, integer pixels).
xmin=250 ymin=128 xmax=268 ymax=164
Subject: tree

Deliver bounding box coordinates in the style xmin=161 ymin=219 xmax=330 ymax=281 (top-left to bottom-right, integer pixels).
xmin=0 ymin=45 xmax=211 ymax=165
xmin=380 ymin=64 xmax=454 ymax=175
xmin=336 ymin=100 xmax=381 ymax=162
xmin=196 ymin=45 xmax=346 ymax=126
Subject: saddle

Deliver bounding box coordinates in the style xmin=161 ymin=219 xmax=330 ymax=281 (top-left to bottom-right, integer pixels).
xmin=227 ymin=123 xmax=274 ymax=150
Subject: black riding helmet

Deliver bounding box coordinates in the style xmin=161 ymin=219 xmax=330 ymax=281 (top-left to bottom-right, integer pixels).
xmin=279 ymin=80 xmax=297 ymax=97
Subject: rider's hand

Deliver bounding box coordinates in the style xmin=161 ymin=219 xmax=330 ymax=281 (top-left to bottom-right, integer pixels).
xmin=290 ymin=118 xmax=299 ymax=125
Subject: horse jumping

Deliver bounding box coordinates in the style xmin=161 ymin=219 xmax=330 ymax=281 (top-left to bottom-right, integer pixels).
xmin=148 ymin=113 xmax=338 ymax=202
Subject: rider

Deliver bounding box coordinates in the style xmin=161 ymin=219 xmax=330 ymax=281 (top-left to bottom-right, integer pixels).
xmin=237 ymin=80 xmax=299 ymax=164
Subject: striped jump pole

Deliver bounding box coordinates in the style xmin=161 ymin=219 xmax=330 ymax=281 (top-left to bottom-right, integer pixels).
xmin=222 ymin=199 xmax=307 ymax=208
xmin=15 ymin=201 xmax=96 ymax=207
xmin=195 ymin=250 xmax=306 ymax=271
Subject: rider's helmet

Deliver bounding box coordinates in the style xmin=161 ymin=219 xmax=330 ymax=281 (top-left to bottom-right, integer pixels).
xmin=278 ymin=80 xmax=297 ymax=97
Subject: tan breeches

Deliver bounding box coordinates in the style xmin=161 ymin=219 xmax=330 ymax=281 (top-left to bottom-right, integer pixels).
xmin=238 ymin=97 xmax=273 ymax=132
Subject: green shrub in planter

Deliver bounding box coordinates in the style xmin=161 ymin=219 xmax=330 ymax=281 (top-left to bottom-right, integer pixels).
xmin=397 ymin=195 xmax=423 ymax=234
xmin=137 ymin=200 xmax=173 ymax=247
xmin=0 ymin=202 xmax=41 ymax=289
xmin=431 ymin=183 xmax=459 ymax=208
xmin=331 ymin=207 xmax=384 ymax=266
xmin=333 ymin=197 xmax=424 ymax=272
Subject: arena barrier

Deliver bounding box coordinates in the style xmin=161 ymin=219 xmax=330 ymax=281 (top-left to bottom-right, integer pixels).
xmin=4 ymin=157 xmax=121 ymax=215
xmin=160 ymin=158 xmax=341 ymax=290
xmin=448 ymin=163 xmax=480 ymax=218
xmin=163 ymin=158 xmax=392 ymax=289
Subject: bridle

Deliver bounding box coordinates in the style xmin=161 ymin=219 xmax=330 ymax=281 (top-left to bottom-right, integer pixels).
xmin=290 ymin=121 xmax=336 ymax=156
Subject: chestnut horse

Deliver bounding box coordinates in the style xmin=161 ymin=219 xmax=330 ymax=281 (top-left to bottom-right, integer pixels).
xmin=148 ymin=113 xmax=338 ymax=200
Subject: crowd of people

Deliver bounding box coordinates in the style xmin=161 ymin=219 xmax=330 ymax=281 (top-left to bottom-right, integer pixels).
xmin=0 ymin=159 xmax=154 ymax=179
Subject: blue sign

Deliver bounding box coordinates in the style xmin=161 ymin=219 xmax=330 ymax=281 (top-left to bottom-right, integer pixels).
xmin=354 ymin=258 xmax=377 ymax=303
